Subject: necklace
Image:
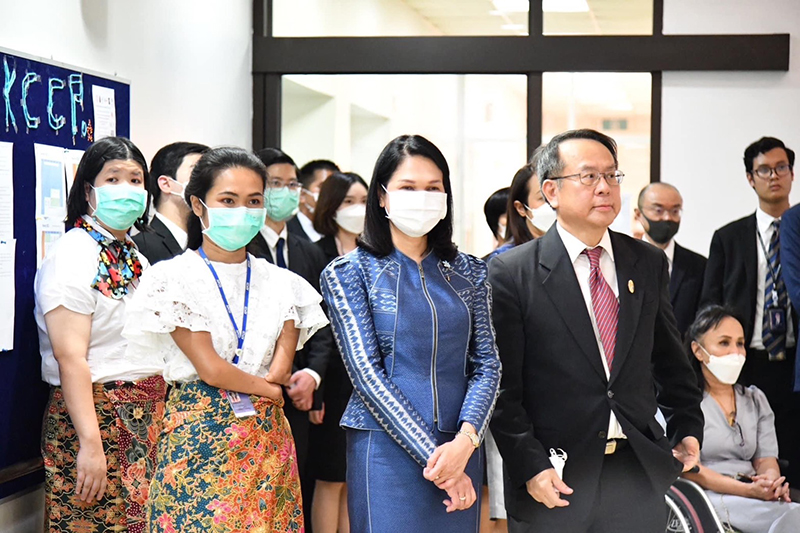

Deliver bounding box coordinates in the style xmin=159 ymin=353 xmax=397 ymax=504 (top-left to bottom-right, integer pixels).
xmin=710 ymin=387 xmax=737 ymax=426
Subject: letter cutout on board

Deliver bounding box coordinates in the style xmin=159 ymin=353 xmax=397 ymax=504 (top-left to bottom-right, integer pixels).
xmin=68 ymin=74 xmax=84 ymax=144
xmin=3 ymin=57 xmax=17 ymax=134
xmin=47 ymin=78 xmax=66 ymax=133
xmin=22 ymin=72 xmax=41 ymax=131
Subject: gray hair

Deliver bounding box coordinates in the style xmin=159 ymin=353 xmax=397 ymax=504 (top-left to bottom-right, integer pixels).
xmin=536 ymin=129 xmax=619 ymax=189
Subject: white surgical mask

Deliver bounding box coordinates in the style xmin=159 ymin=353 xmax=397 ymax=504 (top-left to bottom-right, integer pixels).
xmin=169 ymin=178 xmax=189 ymax=205
xmin=525 ymin=203 xmax=557 ymax=233
xmin=699 ymin=344 xmax=746 ymax=385
xmin=383 ymin=186 xmax=448 ymax=238
xmin=335 ymin=204 xmax=366 ymax=235
xmin=497 ymin=222 xmax=507 ymax=240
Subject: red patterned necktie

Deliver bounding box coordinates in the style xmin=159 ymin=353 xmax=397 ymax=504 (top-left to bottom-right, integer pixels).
xmin=584 ymin=247 xmax=619 ymax=370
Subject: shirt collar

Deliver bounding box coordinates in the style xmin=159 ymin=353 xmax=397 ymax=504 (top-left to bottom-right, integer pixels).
xmin=556 ymin=222 xmax=614 ymax=264
xmin=756 ymin=207 xmax=780 ymax=234
xmin=296 ymin=211 xmax=322 ymax=241
xmin=259 ymin=223 xmax=288 ymax=249
xmin=81 ymin=214 xmax=133 ymax=244
xmin=154 ymin=212 xmax=188 ymax=249
xmin=642 ymin=234 xmax=675 ymax=264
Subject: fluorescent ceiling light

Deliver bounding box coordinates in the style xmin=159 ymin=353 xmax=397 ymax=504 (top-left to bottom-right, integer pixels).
xmin=542 ymin=0 xmax=590 ymax=13
xmin=492 ymin=0 xmax=529 ymax=13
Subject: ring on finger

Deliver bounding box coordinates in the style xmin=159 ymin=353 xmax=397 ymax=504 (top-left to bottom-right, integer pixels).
xmin=459 ymin=496 xmax=466 ymax=501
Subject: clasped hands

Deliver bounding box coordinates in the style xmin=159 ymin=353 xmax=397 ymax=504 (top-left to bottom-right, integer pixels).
xmin=422 ymin=429 xmax=477 ymax=513
xmin=748 ymin=474 xmax=792 ymax=502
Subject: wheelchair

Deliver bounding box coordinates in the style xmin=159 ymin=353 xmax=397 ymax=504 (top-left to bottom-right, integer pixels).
xmin=665 ymin=478 xmax=739 ymax=533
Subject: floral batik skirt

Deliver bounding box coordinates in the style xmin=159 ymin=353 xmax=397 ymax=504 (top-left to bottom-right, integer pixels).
xmin=41 ymin=375 xmax=167 ymax=533
xmin=146 ymin=381 xmax=304 ymax=533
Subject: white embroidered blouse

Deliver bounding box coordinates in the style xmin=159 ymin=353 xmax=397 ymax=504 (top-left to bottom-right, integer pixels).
xmin=123 ymin=249 xmax=328 ymax=384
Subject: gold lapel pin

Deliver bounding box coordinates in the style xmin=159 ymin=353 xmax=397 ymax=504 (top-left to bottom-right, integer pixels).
xmin=628 ymin=280 xmax=635 ymax=294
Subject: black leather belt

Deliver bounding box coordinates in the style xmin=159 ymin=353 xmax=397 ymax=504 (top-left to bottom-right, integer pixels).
xmin=604 ymin=438 xmax=628 ymax=455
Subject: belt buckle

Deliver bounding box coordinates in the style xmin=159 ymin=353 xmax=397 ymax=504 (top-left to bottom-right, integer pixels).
xmin=605 ymin=440 xmax=617 ymax=455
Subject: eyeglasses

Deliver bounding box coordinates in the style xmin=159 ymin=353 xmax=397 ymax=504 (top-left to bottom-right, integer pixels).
xmin=267 ymin=178 xmax=301 ymax=191
xmin=549 ymin=170 xmax=625 ymax=187
xmin=644 ymin=206 xmax=682 ymax=218
xmin=752 ymin=164 xmax=792 ymax=179
xmin=732 ymin=420 xmax=745 ymax=448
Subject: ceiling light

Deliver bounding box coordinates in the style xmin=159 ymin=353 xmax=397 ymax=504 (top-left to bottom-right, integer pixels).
xmin=492 ymin=0 xmax=529 ymax=13
xmin=542 ymin=0 xmax=590 ymax=13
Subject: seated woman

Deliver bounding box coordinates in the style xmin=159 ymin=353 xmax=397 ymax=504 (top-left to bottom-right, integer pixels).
xmin=682 ymin=304 xmax=800 ymax=533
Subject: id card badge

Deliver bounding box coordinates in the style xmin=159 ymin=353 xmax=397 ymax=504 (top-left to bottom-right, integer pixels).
xmin=767 ymin=307 xmax=787 ymax=335
xmin=225 ymin=390 xmax=257 ymax=418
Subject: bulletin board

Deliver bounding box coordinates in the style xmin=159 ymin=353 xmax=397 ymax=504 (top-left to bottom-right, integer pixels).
xmin=0 ymin=47 xmax=130 ymax=499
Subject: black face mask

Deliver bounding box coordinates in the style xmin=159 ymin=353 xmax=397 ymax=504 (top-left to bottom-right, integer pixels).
xmin=644 ymin=216 xmax=679 ymax=245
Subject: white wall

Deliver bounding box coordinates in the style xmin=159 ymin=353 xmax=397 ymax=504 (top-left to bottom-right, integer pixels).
xmin=662 ymin=0 xmax=800 ymax=256
xmin=0 ymin=0 xmax=252 ymax=524
xmin=0 ymin=0 xmax=253 ymax=162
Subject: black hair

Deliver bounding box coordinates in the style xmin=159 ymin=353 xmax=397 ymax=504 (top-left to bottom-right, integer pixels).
xmin=185 ymin=147 xmax=268 ymax=250
xmin=507 ymin=164 xmax=536 ymax=246
xmin=359 ymin=134 xmax=458 ymax=261
xmin=66 ymin=136 xmax=151 ymax=231
xmin=537 ymin=128 xmax=618 ymax=188
xmin=484 ymin=188 xmax=510 ymax=241
xmin=314 ymin=171 xmax=368 ymax=237
xmin=683 ymin=304 xmax=744 ymax=389
xmin=255 ymin=147 xmax=298 ymax=170
xmin=299 ymin=159 xmax=340 ymax=188
xmin=743 ymin=137 xmax=795 ymax=174
xmin=149 ymin=142 xmax=209 ymax=207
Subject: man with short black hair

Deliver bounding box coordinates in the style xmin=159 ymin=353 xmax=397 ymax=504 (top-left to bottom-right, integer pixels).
xmin=288 ymin=159 xmax=340 ymax=242
xmin=634 ymin=182 xmax=706 ymax=337
xmin=701 ymin=136 xmax=799 ymax=484
xmin=133 ymin=141 xmax=208 ymax=264
xmin=490 ymin=129 xmax=703 ymax=532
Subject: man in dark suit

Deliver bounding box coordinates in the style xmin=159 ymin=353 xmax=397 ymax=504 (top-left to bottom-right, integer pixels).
xmin=251 ymin=147 xmax=335 ymax=527
xmin=286 ymin=159 xmax=340 ymax=242
xmin=489 ymin=129 xmax=703 ymax=533
xmin=701 ymin=136 xmax=799 ymax=484
xmin=634 ymin=183 xmax=707 ymax=338
xmin=133 ymin=142 xmax=208 ymax=263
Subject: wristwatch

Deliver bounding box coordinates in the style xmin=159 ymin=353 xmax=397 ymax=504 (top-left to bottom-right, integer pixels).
xmin=457 ymin=428 xmax=480 ymax=449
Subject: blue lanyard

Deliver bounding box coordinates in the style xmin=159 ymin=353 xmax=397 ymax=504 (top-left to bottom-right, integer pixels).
xmin=198 ymin=247 xmax=251 ymax=365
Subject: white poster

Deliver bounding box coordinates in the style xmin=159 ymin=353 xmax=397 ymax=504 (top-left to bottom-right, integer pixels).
xmin=0 ymin=239 xmax=16 ymax=351
xmin=34 ymin=144 xmax=68 ymax=267
xmin=92 ymin=85 xmax=116 ymax=140
xmin=0 ymin=141 xmax=13 ymax=241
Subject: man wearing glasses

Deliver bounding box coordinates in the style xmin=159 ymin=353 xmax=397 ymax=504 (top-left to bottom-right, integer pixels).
xmin=702 ymin=136 xmax=800 ymax=486
xmin=634 ymin=183 xmax=707 ymax=337
xmin=489 ymin=129 xmax=703 ymax=532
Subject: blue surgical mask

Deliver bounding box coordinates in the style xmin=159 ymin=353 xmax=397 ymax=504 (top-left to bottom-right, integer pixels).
xmin=199 ymin=200 xmax=266 ymax=252
xmin=90 ymin=184 xmax=147 ymax=231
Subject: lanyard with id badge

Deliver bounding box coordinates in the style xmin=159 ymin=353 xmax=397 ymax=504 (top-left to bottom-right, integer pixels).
xmin=199 ymin=247 xmax=257 ymax=417
xmin=757 ymin=229 xmax=788 ymax=350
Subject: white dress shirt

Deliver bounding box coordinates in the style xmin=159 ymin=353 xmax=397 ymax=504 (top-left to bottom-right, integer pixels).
xmin=643 ymin=235 xmax=675 ymax=276
xmin=752 ymin=208 xmax=795 ymax=350
xmin=297 ymin=211 xmax=323 ymax=242
xmin=154 ymin=211 xmax=188 ymax=250
xmin=557 ymin=223 xmax=626 ymax=440
xmin=35 ymin=215 xmax=158 ymax=385
xmin=257 ymin=223 xmax=322 ymax=388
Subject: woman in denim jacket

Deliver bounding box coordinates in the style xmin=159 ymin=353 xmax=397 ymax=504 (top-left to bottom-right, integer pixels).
xmin=321 ymin=135 xmax=502 ymax=532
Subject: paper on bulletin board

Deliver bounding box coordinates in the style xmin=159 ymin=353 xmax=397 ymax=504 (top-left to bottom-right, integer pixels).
xmin=92 ymin=85 xmax=116 ymax=140
xmin=65 ymin=149 xmax=85 ymax=192
xmin=0 ymin=239 xmax=16 ymax=351
xmin=34 ymin=143 xmax=67 ymax=267
xmin=0 ymin=142 xmax=13 ymax=241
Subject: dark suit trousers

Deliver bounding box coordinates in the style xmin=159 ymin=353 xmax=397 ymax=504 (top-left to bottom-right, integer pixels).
xmin=742 ymin=347 xmax=800 ymax=485
xmin=508 ymin=446 xmax=665 ymax=533
xmin=283 ymin=394 xmax=314 ymax=530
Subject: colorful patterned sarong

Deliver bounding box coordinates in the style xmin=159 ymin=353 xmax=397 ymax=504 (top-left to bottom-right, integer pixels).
xmin=147 ymin=381 xmax=304 ymax=533
xmin=41 ymin=375 xmax=167 ymax=533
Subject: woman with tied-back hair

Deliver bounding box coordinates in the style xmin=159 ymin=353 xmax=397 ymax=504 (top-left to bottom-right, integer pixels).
xmin=320 ymin=134 xmax=502 ymax=532
xmin=123 ymin=147 xmax=329 ymax=532
xmin=35 ymin=136 xmax=165 ymax=533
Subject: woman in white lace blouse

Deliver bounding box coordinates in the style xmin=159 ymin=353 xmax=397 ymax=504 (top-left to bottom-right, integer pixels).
xmin=123 ymin=147 xmax=328 ymax=532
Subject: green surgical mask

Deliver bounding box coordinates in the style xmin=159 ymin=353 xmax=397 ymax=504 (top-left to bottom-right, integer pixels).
xmin=200 ymin=200 xmax=267 ymax=252
xmin=266 ymin=187 xmax=300 ymax=222
xmin=90 ymin=184 xmax=147 ymax=231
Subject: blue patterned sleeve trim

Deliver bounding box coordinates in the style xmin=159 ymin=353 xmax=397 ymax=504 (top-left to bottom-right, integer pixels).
xmin=458 ymin=255 xmax=502 ymax=443
xmin=321 ymin=256 xmax=438 ymax=467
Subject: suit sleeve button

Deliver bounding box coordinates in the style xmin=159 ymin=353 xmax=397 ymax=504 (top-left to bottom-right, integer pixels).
xmin=598 ymin=431 xmax=607 ymax=439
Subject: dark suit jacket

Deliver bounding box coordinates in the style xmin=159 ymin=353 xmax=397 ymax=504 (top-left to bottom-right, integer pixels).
xmin=287 ymin=216 xmax=312 ymax=242
xmin=247 ymin=230 xmax=334 ymax=408
xmin=488 ymin=227 xmax=703 ymax=526
xmin=779 ymin=204 xmax=800 ymax=390
xmin=670 ymin=243 xmax=707 ymax=338
xmin=132 ymin=216 xmax=184 ymax=265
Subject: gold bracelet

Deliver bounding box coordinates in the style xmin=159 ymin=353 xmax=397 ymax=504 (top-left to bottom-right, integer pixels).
xmin=457 ymin=428 xmax=480 ymax=449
